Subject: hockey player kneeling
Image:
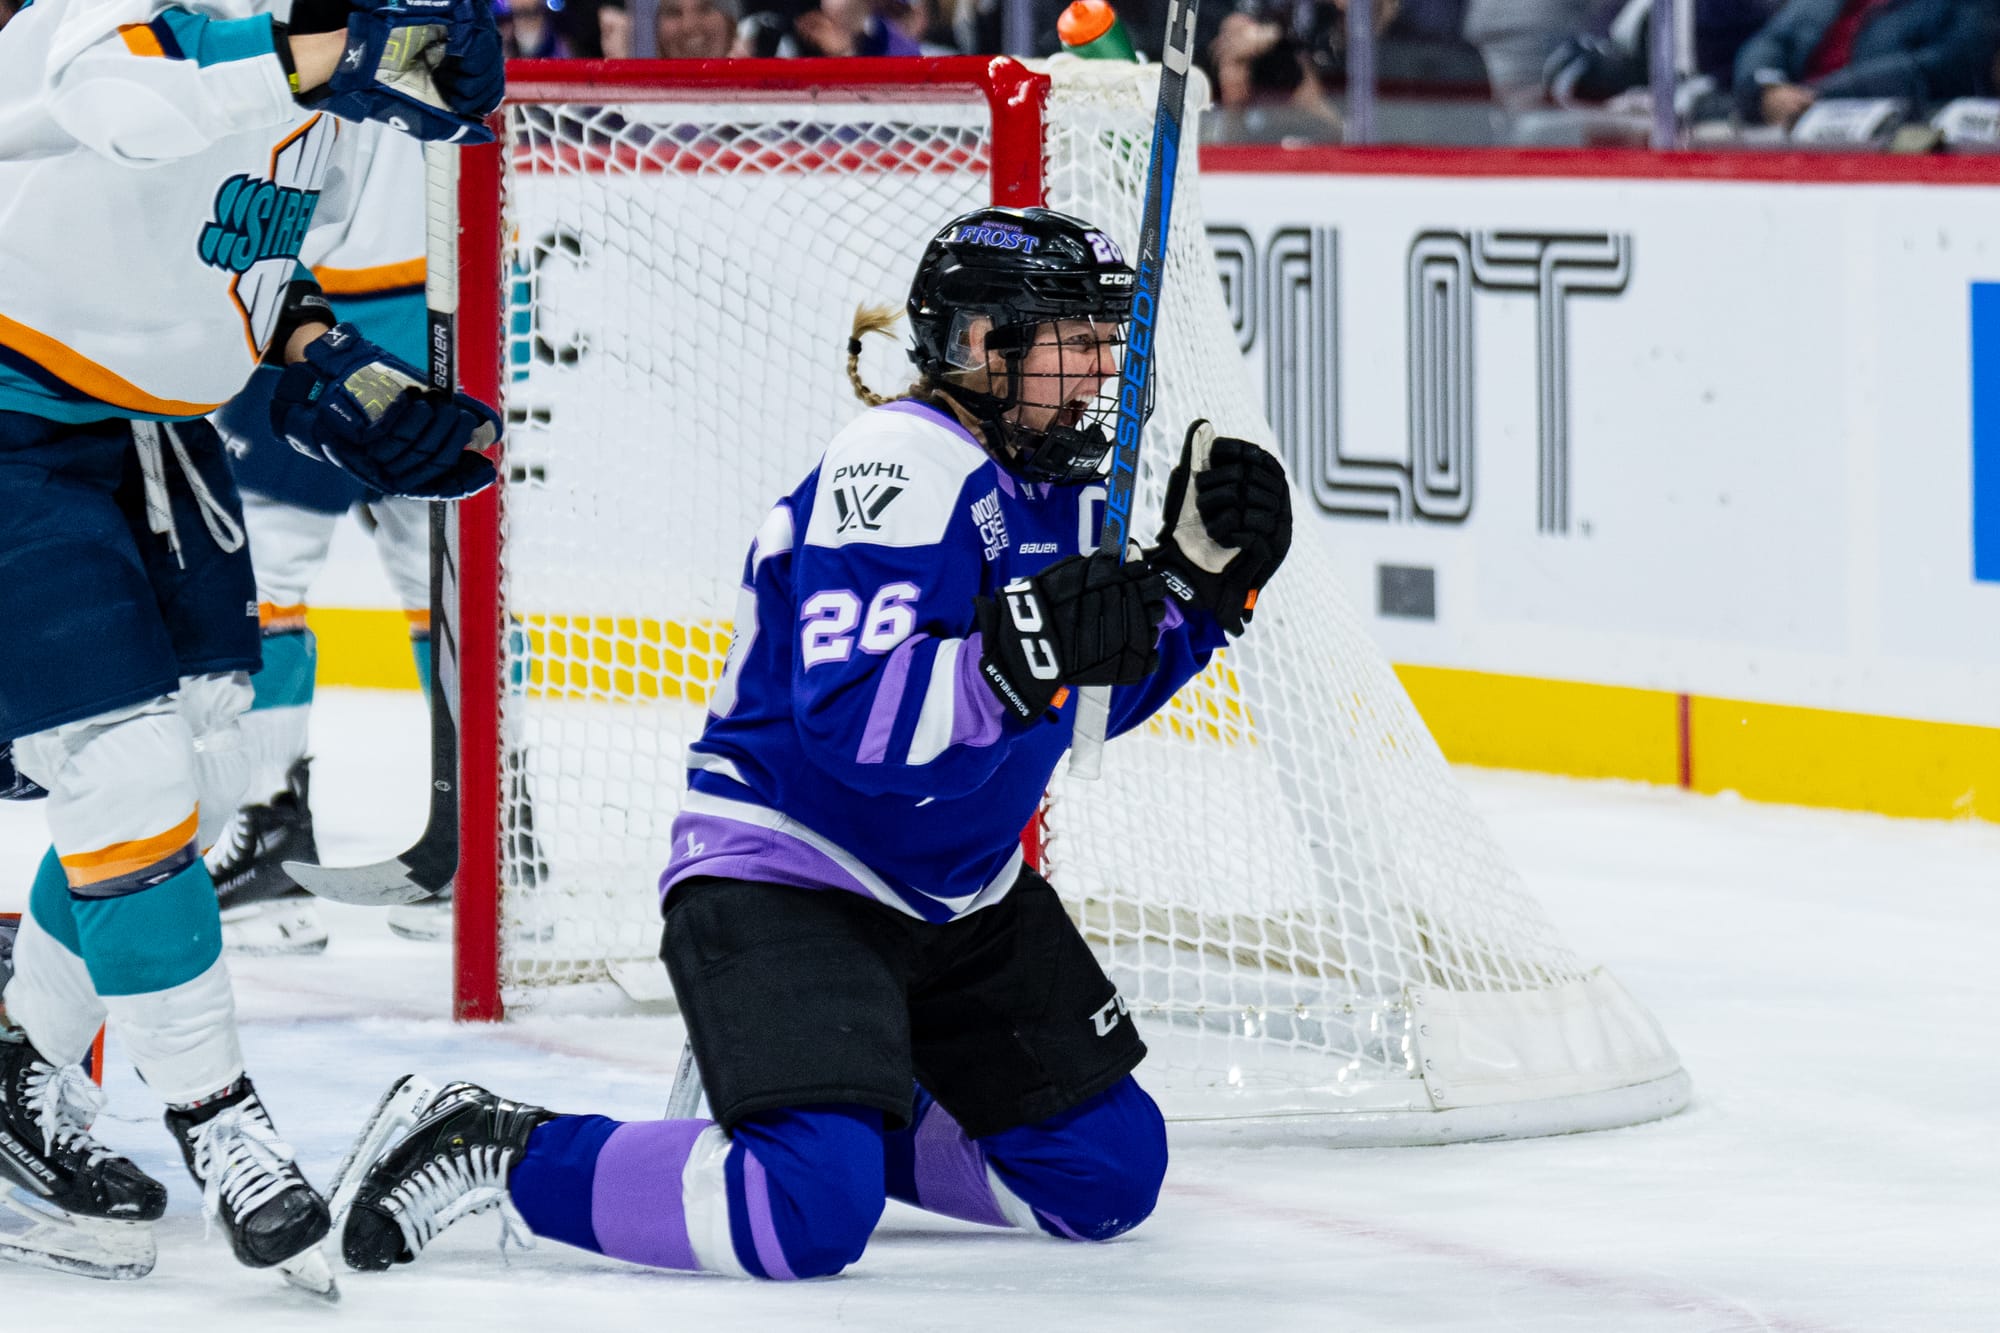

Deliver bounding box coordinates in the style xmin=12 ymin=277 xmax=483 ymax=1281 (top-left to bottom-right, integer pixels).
xmin=330 ymin=207 xmax=1293 ymax=1280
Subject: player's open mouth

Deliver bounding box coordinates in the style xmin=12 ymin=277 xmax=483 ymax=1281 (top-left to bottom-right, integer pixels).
xmin=1056 ymin=401 xmax=1085 ymax=429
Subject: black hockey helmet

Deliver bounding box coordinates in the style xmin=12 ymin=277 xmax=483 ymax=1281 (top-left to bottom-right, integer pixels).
xmin=907 ymin=206 xmax=1136 ymax=484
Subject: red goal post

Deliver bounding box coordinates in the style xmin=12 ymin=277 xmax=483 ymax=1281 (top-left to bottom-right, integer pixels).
xmin=450 ymin=58 xmax=1058 ymax=1022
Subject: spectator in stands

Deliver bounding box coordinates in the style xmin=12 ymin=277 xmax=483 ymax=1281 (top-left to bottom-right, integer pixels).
xmin=1543 ymin=0 xmax=1778 ymax=107
xmin=944 ymin=0 xmax=1004 ymax=52
xmin=733 ymin=0 xmax=925 ymax=55
xmin=601 ymin=0 xmax=735 ymax=56
xmin=1208 ymin=0 xmax=1489 ymax=136
xmin=1464 ymin=0 xmax=1593 ymax=109
xmin=499 ymin=0 xmax=575 ymax=58
xmin=1734 ymin=0 xmax=2000 ymax=127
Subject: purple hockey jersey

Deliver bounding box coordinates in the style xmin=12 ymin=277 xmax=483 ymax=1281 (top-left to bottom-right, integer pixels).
xmin=661 ymin=399 xmax=1227 ymax=923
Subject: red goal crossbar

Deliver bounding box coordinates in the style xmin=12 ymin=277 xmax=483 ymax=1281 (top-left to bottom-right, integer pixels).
xmin=451 ymin=58 xmax=1053 ymax=1020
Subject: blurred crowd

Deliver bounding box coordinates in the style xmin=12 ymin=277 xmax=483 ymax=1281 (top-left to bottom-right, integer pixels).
xmin=4 ymin=0 xmax=1994 ymax=148
xmin=476 ymin=0 xmax=2000 ymax=148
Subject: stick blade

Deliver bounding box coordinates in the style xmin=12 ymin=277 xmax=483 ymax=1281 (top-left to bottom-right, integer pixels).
xmin=283 ymin=859 xmax=442 ymax=907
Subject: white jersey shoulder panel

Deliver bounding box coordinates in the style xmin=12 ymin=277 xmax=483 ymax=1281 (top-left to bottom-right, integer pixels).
xmin=803 ymin=405 xmax=988 ymax=551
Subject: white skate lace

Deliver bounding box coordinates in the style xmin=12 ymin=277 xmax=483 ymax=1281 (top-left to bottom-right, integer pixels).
xmin=187 ymin=1096 xmax=301 ymax=1236
xmin=22 ymin=1062 xmax=113 ymax=1168
xmin=383 ymin=1144 xmax=534 ymax=1260
xmin=204 ymin=806 xmax=254 ymax=878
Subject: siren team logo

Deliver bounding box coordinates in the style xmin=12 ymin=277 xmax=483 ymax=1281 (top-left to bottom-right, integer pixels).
xmin=198 ymin=176 xmax=321 ymax=275
xmin=197 ymin=115 xmax=339 ymax=356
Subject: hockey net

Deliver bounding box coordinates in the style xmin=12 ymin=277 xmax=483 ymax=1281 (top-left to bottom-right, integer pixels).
xmin=456 ymin=56 xmax=1689 ymax=1142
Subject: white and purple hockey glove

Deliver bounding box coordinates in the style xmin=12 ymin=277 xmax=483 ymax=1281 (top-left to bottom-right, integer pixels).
xmin=272 ymin=324 xmax=499 ymax=500
xmin=1146 ymin=420 xmax=1292 ymax=636
xmin=307 ymin=0 xmax=503 ymax=143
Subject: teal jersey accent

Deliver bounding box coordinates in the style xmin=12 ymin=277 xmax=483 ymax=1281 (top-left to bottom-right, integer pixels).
xmin=248 ymin=626 xmax=317 ymax=712
xmin=69 ymin=860 xmax=225 ymax=997
xmin=27 ymin=849 xmax=83 ymax=956
xmin=153 ymin=9 xmax=279 ymax=66
xmin=0 ymin=359 xmax=190 ymax=424
xmin=341 ymin=289 xmax=428 ymax=368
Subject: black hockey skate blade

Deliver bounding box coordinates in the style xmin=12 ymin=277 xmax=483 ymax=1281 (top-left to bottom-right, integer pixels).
xmin=283 ymin=859 xmax=440 ymax=907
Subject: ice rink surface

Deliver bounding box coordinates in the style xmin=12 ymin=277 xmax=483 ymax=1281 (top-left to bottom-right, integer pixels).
xmin=2 ymin=687 xmax=1995 ymax=1332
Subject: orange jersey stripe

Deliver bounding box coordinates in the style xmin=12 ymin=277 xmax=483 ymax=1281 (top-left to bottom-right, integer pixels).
xmin=403 ymin=608 xmax=432 ymax=634
xmin=260 ymin=601 xmax=310 ymax=631
xmin=60 ymin=810 xmax=200 ymax=888
xmin=314 ymin=258 xmax=426 ymax=296
xmin=0 ymin=311 xmax=222 ymax=417
xmin=117 ymin=22 xmax=166 ymax=55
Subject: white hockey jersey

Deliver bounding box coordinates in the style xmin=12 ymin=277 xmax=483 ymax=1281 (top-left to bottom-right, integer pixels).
xmin=302 ymin=119 xmax=424 ymax=307
xmin=0 ymin=0 xmax=352 ymax=423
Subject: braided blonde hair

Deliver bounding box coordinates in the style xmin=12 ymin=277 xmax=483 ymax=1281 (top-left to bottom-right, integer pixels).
xmin=846 ymin=304 xmax=912 ymax=407
xmin=845 ymin=303 xmax=990 ymax=442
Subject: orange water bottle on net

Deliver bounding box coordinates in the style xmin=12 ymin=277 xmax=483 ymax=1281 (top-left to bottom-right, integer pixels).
xmin=1057 ymin=0 xmax=1138 ymax=60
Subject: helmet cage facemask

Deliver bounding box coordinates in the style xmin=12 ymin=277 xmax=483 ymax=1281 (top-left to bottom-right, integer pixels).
xmin=939 ymin=311 xmax=1129 ymax=486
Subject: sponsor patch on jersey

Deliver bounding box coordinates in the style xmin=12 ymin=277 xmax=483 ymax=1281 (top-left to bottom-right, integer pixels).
xmin=971 ymin=489 xmax=1008 ymax=561
xmin=1017 ymin=541 xmax=1059 ymax=555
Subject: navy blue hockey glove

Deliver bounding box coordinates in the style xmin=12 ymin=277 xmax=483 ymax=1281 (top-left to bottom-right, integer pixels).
xmin=272 ymin=324 xmax=499 ymax=499
xmin=430 ymin=0 xmax=504 ymax=123
xmin=973 ymin=551 xmax=1166 ymax=723
xmin=1146 ymin=420 xmax=1292 ymax=636
xmin=1 ymin=742 xmax=47 ymax=801
xmin=309 ymin=0 xmax=501 ymax=143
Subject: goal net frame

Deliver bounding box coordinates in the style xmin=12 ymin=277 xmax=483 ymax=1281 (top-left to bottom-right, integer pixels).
xmin=447 ymin=56 xmax=1692 ymax=1145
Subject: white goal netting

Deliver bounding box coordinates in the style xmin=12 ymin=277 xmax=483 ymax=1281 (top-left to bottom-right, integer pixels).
xmin=486 ymin=58 xmax=1688 ymax=1142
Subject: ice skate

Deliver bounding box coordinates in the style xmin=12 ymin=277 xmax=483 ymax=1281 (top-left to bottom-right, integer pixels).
xmin=385 ymin=884 xmax=452 ymax=943
xmin=0 ymin=1037 xmax=167 ymax=1280
xmin=164 ymin=1076 xmax=338 ymax=1300
xmin=336 ymin=1077 xmax=554 ymax=1271
xmin=208 ymin=758 xmax=329 ymax=956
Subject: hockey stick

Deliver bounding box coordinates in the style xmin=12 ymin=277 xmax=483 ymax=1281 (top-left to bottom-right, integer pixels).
xmin=1068 ymin=0 xmax=1203 ymax=780
xmin=287 ymin=143 xmax=466 ymax=906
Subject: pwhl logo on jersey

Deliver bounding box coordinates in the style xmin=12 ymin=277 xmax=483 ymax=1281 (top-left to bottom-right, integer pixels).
xmin=832 ymin=482 xmax=903 ymax=533
xmin=196 ymin=116 xmax=338 ymax=355
xmin=831 ymin=460 xmax=907 ymax=534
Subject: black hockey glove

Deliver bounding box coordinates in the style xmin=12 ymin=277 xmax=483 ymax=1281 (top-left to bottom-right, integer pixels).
xmin=973 ymin=551 xmax=1167 ymax=722
xmin=1146 ymin=420 xmax=1292 ymax=636
xmin=272 ymin=323 xmax=500 ymax=499
xmin=0 ymin=742 xmax=47 ymax=801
